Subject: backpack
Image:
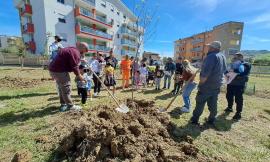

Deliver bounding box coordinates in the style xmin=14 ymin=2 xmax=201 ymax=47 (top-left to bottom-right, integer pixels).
xmin=242 ymin=62 xmax=251 ymax=82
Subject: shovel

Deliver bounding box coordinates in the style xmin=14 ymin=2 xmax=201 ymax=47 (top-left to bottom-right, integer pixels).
xmin=90 ymin=69 xmax=130 ymax=113
xmin=158 ymin=69 xmax=200 ymax=113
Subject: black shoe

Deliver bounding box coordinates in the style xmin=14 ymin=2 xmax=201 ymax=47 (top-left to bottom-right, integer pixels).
xmin=206 ymin=120 xmax=215 ymax=125
xmin=158 ymin=88 xmax=161 ymax=90
xmin=162 ymin=87 xmax=166 ymax=89
xmin=224 ymin=107 xmax=233 ymax=112
xmin=171 ymin=90 xmax=175 ymax=94
xmin=189 ymin=119 xmax=200 ymax=126
xmin=233 ymin=113 xmax=241 ymax=120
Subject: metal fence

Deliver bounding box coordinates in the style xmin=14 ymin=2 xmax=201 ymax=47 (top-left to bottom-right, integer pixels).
xmin=0 ymin=53 xmax=49 ymax=66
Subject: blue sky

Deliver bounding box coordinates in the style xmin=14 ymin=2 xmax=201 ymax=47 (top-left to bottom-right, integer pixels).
xmin=1 ymin=0 xmax=270 ymax=57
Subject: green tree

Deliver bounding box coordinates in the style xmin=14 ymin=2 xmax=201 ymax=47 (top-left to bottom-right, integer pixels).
xmin=14 ymin=38 xmax=27 ymax=68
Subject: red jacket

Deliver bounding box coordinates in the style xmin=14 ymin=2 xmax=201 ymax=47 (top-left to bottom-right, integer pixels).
xmin=182 ymin=70 xmax=194 ymax=82
xmin=49 ymin=47 xmax=81 ymax=75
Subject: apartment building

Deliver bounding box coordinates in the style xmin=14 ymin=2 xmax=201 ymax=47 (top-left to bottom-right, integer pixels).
xmin=14 ymin=0 xmax=143 ymax=59
xmin=0 ymin=35 xmax=20 ymax=49
xmin=174 ymin=21 xmax=244 ymax=61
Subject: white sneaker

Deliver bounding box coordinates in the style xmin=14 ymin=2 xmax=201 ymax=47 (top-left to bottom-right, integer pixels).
xmin=69 ymin=105 xmax=82 ymax=111
xmin=94 ymin=93 xmax=98 ymax=97
xmin=181 ymin=107 xmax=190 ymax=113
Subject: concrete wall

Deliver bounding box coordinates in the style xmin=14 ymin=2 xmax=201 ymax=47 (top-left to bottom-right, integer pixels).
xmin=0 ymin=37 xmax=9 ymax=49
xmin=44 ymin=0 xmax=76 ymax=50
xmin=30 ymin=0 xmax=46 ymax=54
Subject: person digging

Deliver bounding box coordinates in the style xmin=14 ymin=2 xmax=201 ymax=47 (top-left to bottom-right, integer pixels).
xmin=49 ymin=42 xmax=89 ymax=112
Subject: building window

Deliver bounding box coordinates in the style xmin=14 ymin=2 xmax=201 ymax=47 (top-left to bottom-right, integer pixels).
xmin=123 ymin=15 xmax=126 ymax=19
xmin=230 ymin=40 xmax=239 ymax=45
xmin=117 ymin=34 xmax=120 ymax=38
xmin=57 ymin=0 xmax=65 ymax=4
xmin=101 ymin=0 xmax=106 ymax=7
xmin=111 ymin=19 xmax=114 ymax=25
xmin=58 ymin=18 xmax=66 ymax=23
xmin=117 ymin=11 xmax=120 ymax=15
xmin=111 ymin=5 xmax=114 ymax=12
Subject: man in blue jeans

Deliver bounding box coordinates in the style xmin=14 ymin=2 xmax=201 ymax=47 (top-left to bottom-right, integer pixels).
xmin=190 ymin=41 xmax=227 ymax=125
xmin=163 ymin=58 xmax=176 ymax=89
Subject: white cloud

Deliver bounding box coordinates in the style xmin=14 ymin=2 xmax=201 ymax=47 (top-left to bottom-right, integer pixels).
xmin=249 ymin=13 xmax=270 ymax=24
xmin=244 ymin=35 xmax=270 ymax=43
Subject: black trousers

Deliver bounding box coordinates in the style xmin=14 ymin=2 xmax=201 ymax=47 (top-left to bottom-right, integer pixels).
xmin=93 ymin=72 xmax=101 ymax=93
xmin=78 ymin=87 xmax=87 ymax=104
xmin=226 ymin=85 xmax=245 ymax=113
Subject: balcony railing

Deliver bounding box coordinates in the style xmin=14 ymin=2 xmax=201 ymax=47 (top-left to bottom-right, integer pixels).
xmin=121 ymin=50 xmax=136 ymax=56
xmin=77 ymin=7 xmax=112 ymax=26
xmin=121 ymin=39 xmax=137 ymax=47
xmin=80 ymin=25 xmax=112 ymax=40
xmin=21 ymin=4 xmax=32 ymax=16
xmin=82 ymin=0 xmax=95 ymax=6
xmin=87 ymin=43 xmax=110 ymax=52
xmin=22 ymin=23 xmax=34 ymax=33
xmin=96 ymin=45 xmax=111 ymax=52
xmin=192 ymin=38 xmax=204 ymax=44
xmin=191 ymin=47 xmax=203 ymax=52
xmin=121 ymin=27 xmax=137 ymax=37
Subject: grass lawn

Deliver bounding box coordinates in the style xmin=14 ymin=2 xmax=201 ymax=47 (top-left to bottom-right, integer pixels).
xmin=0 ymin=66 xmax=269 ymax=162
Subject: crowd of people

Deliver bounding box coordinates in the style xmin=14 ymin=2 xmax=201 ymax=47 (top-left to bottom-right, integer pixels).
xmin=48 ymin=37 xmax=251 ymax=124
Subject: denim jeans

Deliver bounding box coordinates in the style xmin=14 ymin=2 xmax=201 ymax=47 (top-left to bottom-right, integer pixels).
xmin=182 ymin=82 xmax=197 ymax=109
xmin=191 ymin=90 xmax=220 ymax=123
xmin=163 ymin=75 xmax=172 ymax=89
xmin=155 ymin=78 xmax=161 ymax=89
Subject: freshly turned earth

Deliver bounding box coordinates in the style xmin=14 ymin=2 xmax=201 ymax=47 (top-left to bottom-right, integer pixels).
xmin=51 ymin=99 xmax=210 ymax=162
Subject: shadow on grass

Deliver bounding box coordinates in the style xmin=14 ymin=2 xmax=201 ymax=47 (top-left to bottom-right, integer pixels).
xmin=142 ymin=89 xmax=162 ymax=94
xmin=0 ymin=105 xmax=59 ymax=126
xmin=169 ymin=111 xmax=237 ymax=141
xmin=264 ymin=109 xmax=270 ymax=115
xmin=155 ymin=93 xmax=174 ymax=100
xmin=169 ymin=107 xmax=183 ymax=119
xmin=214 ymin=112 xmax=237 ymax=132
xmin=0 ymin=92 xmax=55 ymax=101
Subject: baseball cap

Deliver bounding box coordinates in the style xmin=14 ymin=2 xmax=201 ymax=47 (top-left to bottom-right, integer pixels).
xmin=79 ymin=64 xmax=88 ymax=69
xmin=235 ymin=52 xmax=243 ymax=56
xmin=54 ymin=35 xmax=63 ymax=41
xmin=206 ymin=41 xmax=222 ymax=49
xmin=182 ymin=59 xmax=190 ymax=66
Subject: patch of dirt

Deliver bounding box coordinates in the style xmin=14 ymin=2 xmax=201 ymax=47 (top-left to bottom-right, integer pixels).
xmin=0 ymin=76 xmax=51 ymax=88
xmin=11 ymin=150 xmax=32 ymax=162
xmin=254 ymin=90 xmax=270 ymax=99
xmin=51 ymin=99 xmax=211 ymax=162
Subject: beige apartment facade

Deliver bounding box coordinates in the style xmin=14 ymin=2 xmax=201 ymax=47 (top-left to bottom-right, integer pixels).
xmin=174 ymin=21 xmax=244 ymax=62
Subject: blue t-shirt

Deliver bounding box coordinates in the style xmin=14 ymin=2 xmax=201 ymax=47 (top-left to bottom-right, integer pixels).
xmin=198 ymin=51 xmax=227 ymax=93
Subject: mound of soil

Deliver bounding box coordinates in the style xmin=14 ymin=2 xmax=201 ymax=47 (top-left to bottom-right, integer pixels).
xmin=53 ymin=99 xmax=209 ymax=162
xmin=11 ymin=150 xmax=32 ymax=162
xmin=0 ymin=76 xmax=51 ymax=88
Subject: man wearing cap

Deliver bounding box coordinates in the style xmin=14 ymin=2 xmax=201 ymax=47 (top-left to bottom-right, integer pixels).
xmin=190 ymin=41 xmax=227 ymax=125
xmin=49 ymin=35 xmax=64 ymax=62
xmin=49 ymin=42 xmax=89 ymax=111
xmin=225 ymin=52 xmax=251 ymax=120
